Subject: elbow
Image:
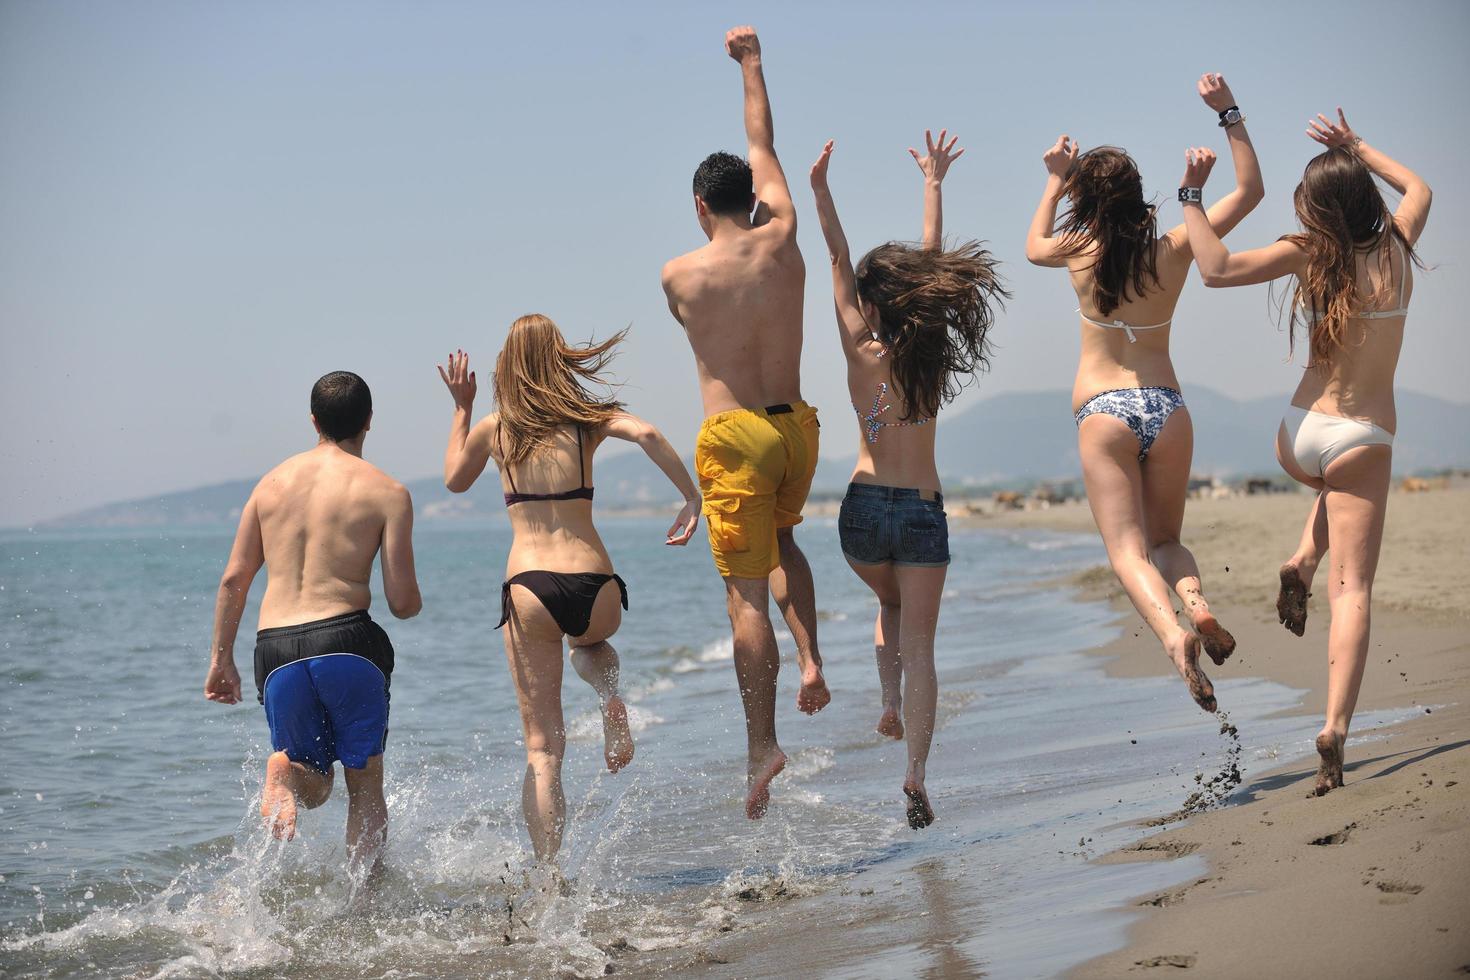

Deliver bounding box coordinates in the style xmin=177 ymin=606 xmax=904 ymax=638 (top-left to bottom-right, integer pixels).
xmin=444 ymin=473 xmax=471 ymax=494
xmin=218 ymin=567 xmax=251 ymax=594
xmin=632 ymin=421 xmax=661 ymax=446
xmin=1244 ymin=181 xmax=1265 ymax=210
xmin=1199 ymin=269 xmax=1228 ymax=288
xmin=388 ymin=591 xmax=423 ymax=620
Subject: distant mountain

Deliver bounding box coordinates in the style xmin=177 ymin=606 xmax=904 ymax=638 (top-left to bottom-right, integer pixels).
xmin=33 ymin=386 xmax=1470 ymax=528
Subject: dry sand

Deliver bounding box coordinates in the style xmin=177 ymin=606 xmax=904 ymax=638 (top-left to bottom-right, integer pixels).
xmin=980 ymin=487 xmax=1470 ymax=978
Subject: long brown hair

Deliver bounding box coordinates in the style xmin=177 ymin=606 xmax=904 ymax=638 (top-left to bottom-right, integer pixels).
xmin=1054 ymin=146 xmax=1159 ymax=315
xmin=854 ymin=241 xmax=1009 ymax=420
xmin=1284 ymin=147 xmax=1419 ymax=363
xmin=492 ymin=314 xmax=626 ymax=463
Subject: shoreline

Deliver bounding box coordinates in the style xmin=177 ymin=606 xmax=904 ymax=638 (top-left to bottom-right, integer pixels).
xmin=982 ymin=488 xmax=1470 ymax=976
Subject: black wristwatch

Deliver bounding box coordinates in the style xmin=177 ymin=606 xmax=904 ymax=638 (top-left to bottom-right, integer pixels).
xmin=1178 ymin=187 xmax=1203 ymax=204
xmin=1217 ymin=106 xmax=1245 ymax=128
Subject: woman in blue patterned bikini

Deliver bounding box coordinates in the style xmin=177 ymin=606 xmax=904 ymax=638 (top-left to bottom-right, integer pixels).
xmin=1025 ymin=73 xmax=1264 ymax=712
xmin=810 ymin=129 xmax=1008 ymax=828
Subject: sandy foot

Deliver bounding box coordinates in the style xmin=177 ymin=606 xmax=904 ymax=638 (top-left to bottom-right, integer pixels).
xmin=1277 ymin=564 xmax=1312 ymax=637
xmin=601 ymin=695 xmax=634 ymax=773
xmin=1195 ymin=613 xmax=1237 ymax=667
xmin=1314 ymin=731 xmax=1345 ymax=796
xmin=746 ymin=747 xmax=788 ymax=820
xmin=261 ymin=751 xmax=298 ymax=841
xmin=903 ymin=779 xmax=935 ymax=829
xmin=1167 ymin=633 xmax=1217 ymax=713
xmin=797 ymin=666 xmax=831 ymax=715
xmin=876 ymin=704 xmax=904 ymax=740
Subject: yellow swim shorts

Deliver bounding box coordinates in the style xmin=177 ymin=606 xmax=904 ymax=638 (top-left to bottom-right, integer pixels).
xmin=694 ymin=401 xmax=820 ymax=579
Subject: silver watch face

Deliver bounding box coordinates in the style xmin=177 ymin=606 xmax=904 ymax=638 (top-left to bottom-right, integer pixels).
xmin=1221 ymin=108 xmax=1242 ymax=125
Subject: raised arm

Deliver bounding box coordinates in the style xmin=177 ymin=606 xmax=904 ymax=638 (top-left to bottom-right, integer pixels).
xmin=1179 ymin=147 xmax=1305 ymax=287
xmin=204 ymin=493 xmax=265 ymax=705
xmin=438 ymin=350 xmax=495 ymax=493
xmin=1025 ymin=135 xmax=1079 ymax=267
xmin=725 ymin=26 xmax=795 ymax=231
xmin=1165 ymin=73 xmax=1264 ymax=251
xmin=1308 ymin=108 xmax=1432 ymax=244
xmin=909 ymin=128 xmax=964 ymax=248
xmin=599 ymin=413 xmax=701 ymax=545
xmin=808 ymin=140 xmax=871 ymax=357
xmin=380 ymin=484 xmax=422 ymax=619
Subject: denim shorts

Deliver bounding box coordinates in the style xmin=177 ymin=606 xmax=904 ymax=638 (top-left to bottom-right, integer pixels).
xmin=838 ymin=483 xmax=951 ymax=567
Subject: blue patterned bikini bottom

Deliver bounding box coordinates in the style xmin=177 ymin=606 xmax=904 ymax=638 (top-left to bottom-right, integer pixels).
xmin=1074 ymin=386 xmax=1186 ymax=461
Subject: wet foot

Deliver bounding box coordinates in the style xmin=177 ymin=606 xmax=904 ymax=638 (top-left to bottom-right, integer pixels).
xmin=903 ymin=778 xmax=935 ymax=829
xmin=1166 ymin=634 xmax=1217 ymax=713
xmin=601 ymin=695 xmax=634 ymax=773
xmin=261 ymin=752 xmax=298 ymax=841
xmin=1278 ymin=564 xmax=1311 ymax=637
xmin=797 ymin=665 xmax=831 ymax=715
xmin=875 ymin=703 xmax=904 ymax=740
xmin=1314 ymin=731 xmax=1345 ymax=796
xmin=1194 ymin=614 xmax=1237 ymax=667
xmin=746 ymin=747 xmax=788 ymax=820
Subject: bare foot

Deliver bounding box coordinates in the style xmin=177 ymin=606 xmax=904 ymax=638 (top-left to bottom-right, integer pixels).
xmin=1277 ymin=564 xmax=1311 ymax=637
xmin=1313 ymin=731 xmax=1345 ymax=796
xmin=797 ymin=665 xmax=831 ymax=715
xmin=875 ymin=703 xmax=904 ymax=740
xmin=745 ymin=747 xmax=788 ymax=820
xmin=1166 ymin=634 xmax=1217 ymax=713
xmin=903 ymin=778 xmax=935 ymax=829
xmin=261 ymin=751 xmax=298 ymax=841
xmin=601 ymin=695 xmax=634 ymax=773
xmin=1194 ymin=614 xmax=1236 ymax=667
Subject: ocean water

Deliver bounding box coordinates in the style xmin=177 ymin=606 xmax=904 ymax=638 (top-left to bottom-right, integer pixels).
xmin=0 ymin=517 xmax=1417 ymax=978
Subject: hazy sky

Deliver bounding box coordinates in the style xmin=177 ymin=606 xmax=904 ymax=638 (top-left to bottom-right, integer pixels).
xmin=2 ymin=0 xmax=1466 ymax=525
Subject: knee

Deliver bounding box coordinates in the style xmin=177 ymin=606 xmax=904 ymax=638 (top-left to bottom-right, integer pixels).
xmin=879 ymin=598 xmax=902 ymax=616
xmin=525 ymin=731 xmax=566 ymax=767
xmin=1329 ymin=582 xmax=1372 ymax=607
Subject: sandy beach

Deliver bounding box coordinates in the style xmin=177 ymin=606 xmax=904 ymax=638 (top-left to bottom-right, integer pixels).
xmin=980 ymin=487 xmax=1470 ymax=977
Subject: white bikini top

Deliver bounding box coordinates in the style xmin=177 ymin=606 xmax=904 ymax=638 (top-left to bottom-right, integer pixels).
xmin=1076 ymin=309 xmax=1172 ymax=343
xmin=1298 ymin=238 xmax=1411 ymax=324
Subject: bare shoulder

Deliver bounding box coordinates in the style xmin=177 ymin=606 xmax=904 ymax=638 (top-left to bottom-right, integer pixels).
xmin=662 ymin=249 xmax=700 ymax=293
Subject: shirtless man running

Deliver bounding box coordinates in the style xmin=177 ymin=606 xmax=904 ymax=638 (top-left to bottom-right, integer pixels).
xmin=662 ymin=25 xmax=830 ymax=820
xmin=203 ymin=371 xmax=422 ymax=873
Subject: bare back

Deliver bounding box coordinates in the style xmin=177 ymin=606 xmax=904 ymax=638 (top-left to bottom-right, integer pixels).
xmin=1292 ymin=241 xmax=1413 ymax=432
xmin=1067 ymin=238 xmax=1194 ymax=411
xmin=489 ymin=419 xmax=614 ymax=578
xmin=845 ymin=338 xmax=942 ymax=493
xmin=665 ymin=226 xmax=806 ymax=416
xmin=253 ymin=446 xmax=404 ymax=628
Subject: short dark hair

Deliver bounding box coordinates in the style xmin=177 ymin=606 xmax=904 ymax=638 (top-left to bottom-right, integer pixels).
xmin=310 ymin=371 xmax=372 ymax=442
xmin=692 ymin=152 xmax=753 ymax=216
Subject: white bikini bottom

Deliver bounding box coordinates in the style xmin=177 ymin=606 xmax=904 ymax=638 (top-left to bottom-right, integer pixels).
xmin=1281 ymin=406 xmax=1393 ymax=479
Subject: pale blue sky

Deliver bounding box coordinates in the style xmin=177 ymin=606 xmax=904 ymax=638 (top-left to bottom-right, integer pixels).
xmin=2 ymin=0 xmax=1466 ymax=525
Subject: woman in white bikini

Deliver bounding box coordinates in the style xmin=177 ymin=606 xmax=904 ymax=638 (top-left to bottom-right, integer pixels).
xmin=810 ymin=130 xmax=1007 ymax=828
xmin=438 ymin=315 xmax=701 ymax=859
xmin=1025 ymin=74 xmax=1263 ymax=712
xmin=1181 ymin=108 xmax=1431 ymax=794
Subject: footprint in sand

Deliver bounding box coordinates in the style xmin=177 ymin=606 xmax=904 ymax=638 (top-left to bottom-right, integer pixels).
xmin=1134 ymin=954 xmax=1197 ymax=969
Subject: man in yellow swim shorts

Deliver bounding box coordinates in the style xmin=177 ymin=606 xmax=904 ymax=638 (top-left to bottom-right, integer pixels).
xmin=661 ymin=25 xmax=830 ymax=821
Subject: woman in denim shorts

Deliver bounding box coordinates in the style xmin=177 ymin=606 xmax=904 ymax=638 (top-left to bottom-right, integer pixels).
xmin=809 ymin=129 xmax=1007 ymax=829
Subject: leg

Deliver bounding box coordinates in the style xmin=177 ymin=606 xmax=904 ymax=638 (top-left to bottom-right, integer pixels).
xmin=1313 ymin=445 xmax=1392 ymax=795
xmin=503 ymin=589 xmax=569 ymax=860
xmin=771 ymin=527 xmax=831 ymax=714
xmin=726 ymin=576 xmax=786 ymax=819
xmin=848 ymin=559 xmax=904 ymax=738
xmin=261 ymin=752 xmax=332 ymax=841
xmin=1140 ymin=407 xmax=1236 ymax=666
xmin=1078 ymin=416 xmax=1216 ymax=712
xmin=342 ymin=755 xmax=386 ymax=876
xmin=1279 ymin=491 xmax=1328 ymax=636
xmin=894 ymin=563 xmax=947 ymax=828
xmin=569 ymin=580 xmax=633 ymax=773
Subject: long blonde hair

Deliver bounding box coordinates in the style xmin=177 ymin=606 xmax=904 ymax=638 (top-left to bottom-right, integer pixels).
xmin=492 ymin=314 xmax=626 ymax=463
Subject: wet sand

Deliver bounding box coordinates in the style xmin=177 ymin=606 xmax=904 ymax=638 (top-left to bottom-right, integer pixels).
xmin=983 ymin=487 xmax=1470 ymax=977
